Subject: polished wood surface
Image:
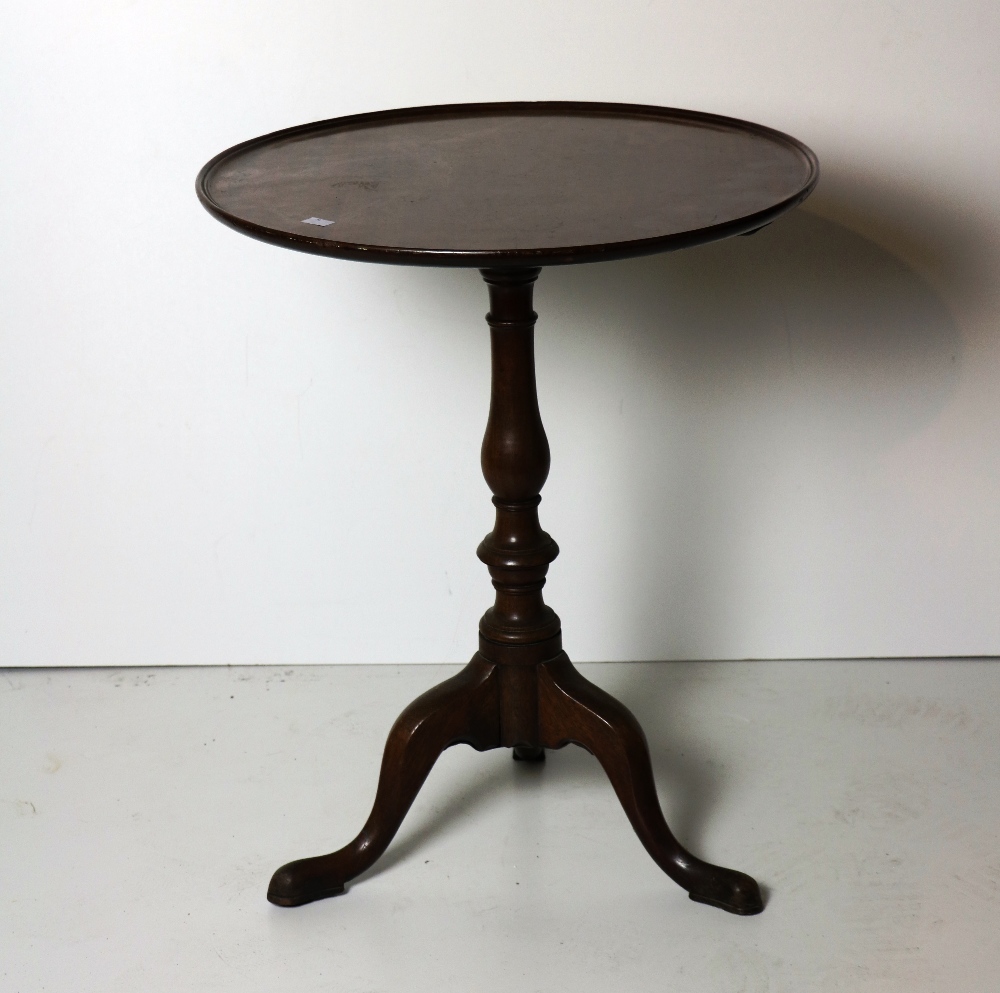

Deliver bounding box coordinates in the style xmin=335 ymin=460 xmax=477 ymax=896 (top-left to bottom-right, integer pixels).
xmin=198 ymin=104 xmax=818 ymax=916
xmin=197 ymin=101 xmax=817 ymax=268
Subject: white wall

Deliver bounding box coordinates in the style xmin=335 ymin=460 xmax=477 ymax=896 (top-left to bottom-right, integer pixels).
xmin=2 ymin=0 xmax=999 ymax=665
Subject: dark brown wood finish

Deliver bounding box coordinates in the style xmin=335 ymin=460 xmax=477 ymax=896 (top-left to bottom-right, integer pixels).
xmin=197 ymin=101 xmax=817 ymax=269
xmin=199 ymin=103 xmax=817 ymax=917
xmin=267 ymin=657 xmax=501 ymax=906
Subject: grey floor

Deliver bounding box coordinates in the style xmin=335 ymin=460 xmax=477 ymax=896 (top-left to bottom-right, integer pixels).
xmin=3 ymin=660 xmax=998 ymax=992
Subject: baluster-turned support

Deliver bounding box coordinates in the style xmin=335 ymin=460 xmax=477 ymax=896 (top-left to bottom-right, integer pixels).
xmin=475 ymin=268 xmax=563 ymax=755
xmin=477 ymin=268 xmax=561 ymax=661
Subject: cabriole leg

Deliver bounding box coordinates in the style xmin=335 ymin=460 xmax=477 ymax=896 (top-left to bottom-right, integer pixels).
xmin=267 ymin=658 xmax=500 ymax=906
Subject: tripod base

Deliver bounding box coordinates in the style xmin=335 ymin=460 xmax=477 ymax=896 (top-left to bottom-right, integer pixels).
xmin=268 ymin=267 xmax=761 ymax=917
xmin=266 ymin=654 xmax=763 ymax=916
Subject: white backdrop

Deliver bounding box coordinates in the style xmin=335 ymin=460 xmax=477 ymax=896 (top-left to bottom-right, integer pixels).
xmin=2 ymin=0 xmax=999 ymax=665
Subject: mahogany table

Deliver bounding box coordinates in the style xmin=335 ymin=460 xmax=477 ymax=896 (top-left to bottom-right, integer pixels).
xmin=197 ymin=102 xmax=818 ymax=916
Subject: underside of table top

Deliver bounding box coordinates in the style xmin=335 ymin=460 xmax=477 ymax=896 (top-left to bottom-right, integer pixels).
xmin=197 ymin=101 xmax=818 ymax=268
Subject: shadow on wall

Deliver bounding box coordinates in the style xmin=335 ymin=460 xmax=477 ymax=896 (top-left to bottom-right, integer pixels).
xmin=537 ymin=201 xmax=965 ymax=660
xmin=530 ymin=180 xmax=989 ymax=847
xmin=377 ymin=170 xmax=987 ymax=661
xmin=345 ymin=177 xmax=991 ymax=866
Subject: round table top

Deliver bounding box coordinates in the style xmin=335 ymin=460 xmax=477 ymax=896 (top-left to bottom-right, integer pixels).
xmin=197 ymin=102 xmax=818 ymax=268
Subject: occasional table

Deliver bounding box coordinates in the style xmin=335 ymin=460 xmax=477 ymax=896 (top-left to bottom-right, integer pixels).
xmin=197 ymin=102 xmax=818 ymax=916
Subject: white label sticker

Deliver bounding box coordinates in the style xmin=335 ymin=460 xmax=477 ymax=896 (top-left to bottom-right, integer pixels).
xmin=302 ymin=217 xmax=334 ymax=226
